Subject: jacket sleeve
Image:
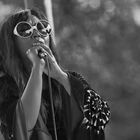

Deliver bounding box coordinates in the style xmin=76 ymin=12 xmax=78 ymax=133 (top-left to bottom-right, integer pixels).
xmin=67 ymin=71 xmax=110 ymax=140
xmin=0 ymin=75 xmax=29 ymax=140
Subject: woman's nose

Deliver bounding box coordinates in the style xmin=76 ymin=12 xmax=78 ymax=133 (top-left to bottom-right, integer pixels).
xmin=31 ymin=29 xmax=41 ymax=38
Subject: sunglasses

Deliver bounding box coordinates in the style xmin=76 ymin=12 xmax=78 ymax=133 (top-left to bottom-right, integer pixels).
xmin=13 ymin=20 xmax=51 ymax=38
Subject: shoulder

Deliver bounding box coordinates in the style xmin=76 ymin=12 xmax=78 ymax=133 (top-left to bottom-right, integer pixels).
xmin=67 ymin=71 xmax=90 ymax=89
xmin=0 ymin=72 xmax=19 ymax=99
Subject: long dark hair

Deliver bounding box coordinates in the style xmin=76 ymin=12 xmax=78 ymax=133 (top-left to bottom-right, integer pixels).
xmin=0 ymin=8 xmax=62 ymax=120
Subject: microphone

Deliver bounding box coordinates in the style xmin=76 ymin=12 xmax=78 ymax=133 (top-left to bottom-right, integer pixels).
xmin=38 ymin=49 xmax=47 ymax=59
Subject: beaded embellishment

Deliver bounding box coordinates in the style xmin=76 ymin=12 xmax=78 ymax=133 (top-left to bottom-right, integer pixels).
xmin=83 ymin=89 xmax=110 ymax=134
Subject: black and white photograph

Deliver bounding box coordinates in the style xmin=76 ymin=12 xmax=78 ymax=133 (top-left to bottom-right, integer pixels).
xmin=0 ymin=0 xmax=139 ymax=140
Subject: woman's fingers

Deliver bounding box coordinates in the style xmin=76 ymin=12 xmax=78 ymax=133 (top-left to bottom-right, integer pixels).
xmin=32 ymin=43 xmax=55 ymax=62
xmin=43 ymin=51 xmax=56 ymax=64
xmin=25 ymin=46 xmax=46 ymax=68
xmin=33 ymin=43 xmax=53 ymax=56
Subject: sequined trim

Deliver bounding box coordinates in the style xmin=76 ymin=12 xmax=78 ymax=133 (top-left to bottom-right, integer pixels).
xmin=83 ymin=89 xmax=110 ymax=134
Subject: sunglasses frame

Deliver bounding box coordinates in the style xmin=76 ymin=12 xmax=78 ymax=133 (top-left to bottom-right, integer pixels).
xmin=13 ymin=20 xmax=51 ymax=38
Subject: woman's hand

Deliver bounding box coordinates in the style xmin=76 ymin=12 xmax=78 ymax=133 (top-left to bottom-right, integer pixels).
xmin=26 ymin=46 xmax=46 ymax=73
xmin=31 ymin=43 xmax=71 ymax=95
xmin=33 ymin=43 xmax=67 ymax=81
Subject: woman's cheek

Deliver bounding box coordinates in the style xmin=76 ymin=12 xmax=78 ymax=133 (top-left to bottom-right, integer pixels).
xmin=44 ymin=36 xmax=49 ymax=46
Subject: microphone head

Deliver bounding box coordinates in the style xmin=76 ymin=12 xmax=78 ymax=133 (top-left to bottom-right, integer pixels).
xmin=38 ymin=49 xmax=47 ymax=59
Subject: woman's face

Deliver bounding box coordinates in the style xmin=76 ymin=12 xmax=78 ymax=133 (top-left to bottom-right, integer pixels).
xmin=14 ymin=14 xmax=50 ymax=67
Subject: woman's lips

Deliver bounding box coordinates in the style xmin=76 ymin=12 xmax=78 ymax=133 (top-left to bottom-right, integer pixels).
xmin=32 ymin=38 xmax=45 ymax=47
xmin=32 ymin=42 xmax=44 ymax=46
xmin=34 ymin=37 xmax=45 ymax=44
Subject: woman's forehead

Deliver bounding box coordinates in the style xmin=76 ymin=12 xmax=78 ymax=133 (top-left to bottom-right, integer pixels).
xmin=27 ymin=15 xmax=40 ymax=25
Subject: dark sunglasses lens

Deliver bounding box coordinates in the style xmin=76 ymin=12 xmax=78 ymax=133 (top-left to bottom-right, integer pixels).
xmin=37 ymin=21 xmax=51 ymax=36
xmin=17 ymin=22 xmax=32 ymax=37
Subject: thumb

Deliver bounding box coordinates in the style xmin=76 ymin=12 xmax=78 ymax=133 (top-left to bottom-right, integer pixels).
xmin=40 ymin=58 xmax=45 ymax=65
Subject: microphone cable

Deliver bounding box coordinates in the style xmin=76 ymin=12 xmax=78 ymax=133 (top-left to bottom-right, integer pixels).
xmin=38 ymin=48 xmax=58 ymax=140
xmin=46 ymin=57 xmax=58 ymax=140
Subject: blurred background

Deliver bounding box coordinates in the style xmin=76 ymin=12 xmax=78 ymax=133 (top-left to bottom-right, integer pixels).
xmin=0 ymin=0 xmax=140 ymax=140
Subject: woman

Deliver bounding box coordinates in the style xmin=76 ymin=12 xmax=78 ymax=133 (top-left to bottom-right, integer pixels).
xmin=0 ymin=8 xmax=110 ymax=140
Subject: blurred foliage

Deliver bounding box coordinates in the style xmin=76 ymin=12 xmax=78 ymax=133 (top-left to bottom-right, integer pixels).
xmin=1 ymin=0 xmax=140 ymax=140
xmin=54 ymin=0 xmax=140 ymax=140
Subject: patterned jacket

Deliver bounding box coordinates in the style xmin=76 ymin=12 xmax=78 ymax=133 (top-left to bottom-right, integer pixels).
xmin=0 ymin=71 xmax=110 ymax=140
